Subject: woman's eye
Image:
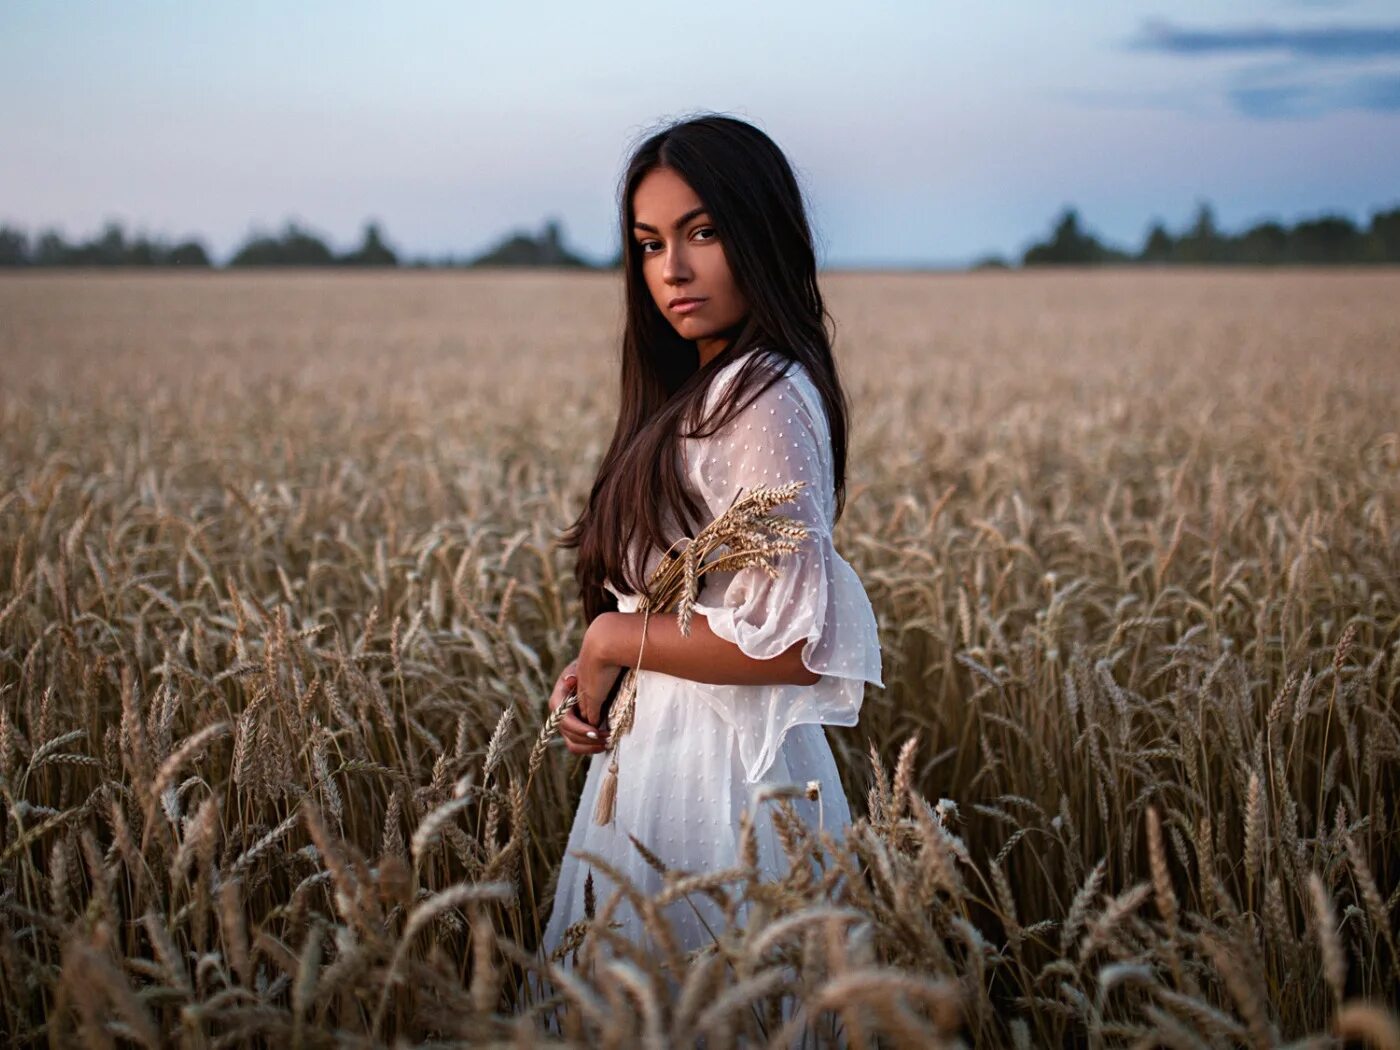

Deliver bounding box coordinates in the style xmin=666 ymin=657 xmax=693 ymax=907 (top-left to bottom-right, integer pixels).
xmin=638 ymin=228 xmax=715 ymax=255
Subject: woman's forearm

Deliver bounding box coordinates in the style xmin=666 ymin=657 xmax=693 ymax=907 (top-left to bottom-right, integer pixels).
xmin=593 ymin=610 xmax=820 ymax=687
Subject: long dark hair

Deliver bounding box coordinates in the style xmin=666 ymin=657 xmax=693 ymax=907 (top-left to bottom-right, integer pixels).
xmin=559 ymin=113 xmax=852 ymax=622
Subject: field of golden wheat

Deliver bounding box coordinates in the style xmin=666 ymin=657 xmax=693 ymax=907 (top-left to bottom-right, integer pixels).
xmin=1 ymin=268 xmax=1397 ymax=1047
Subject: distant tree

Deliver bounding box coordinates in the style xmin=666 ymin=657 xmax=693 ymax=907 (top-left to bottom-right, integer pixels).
xmin=1176 ymin=202 xmax=1225 ymax=263
xmin=166 ymin=241 xmax=212 ymax=267
xmin=1139 ymin=220 xmax=1175 ymax=263
xmin=340 ymin=221 xmax=398 ymax=266
xmin=0 ymin=222 xmax=209 ymax=267
xmin=539 ymin=219 xmax=564 ymax=265
xmin=971 ymin=253 xmax=1010 ymax=270
xmin=1369 ymin=207 xmax=1400 ymax=263
xmin=0 ymin=225 xmax=29 ymax=266
xmin=60 ymin=221 xmax=132 ymax=266
xmin=471 ymin=217 xmax=594 ymax=268
xmin=1237 ymin=221 xmax=1289 ymax=264
xmin=33 ymin=230 xmax=69 ymax=266
xmin=98 ymin=222 xmax=129 ymax=265
xmin=229 ymin=221 xmax=335 ymax=266
xmin=1022 ymin=207 xmax=1125 ymax=265
xmin=277 ymin=223 xmax=335 ymax=265
xmin=227 ymin=232 xmax=280 ymax=266
xmin=1290 ymin=215 xmax=1364 ymax=264
xmin=126 ymin=234 xmax=161 ymax=267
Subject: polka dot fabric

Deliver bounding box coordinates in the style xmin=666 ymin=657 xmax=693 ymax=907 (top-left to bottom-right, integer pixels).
xmin=686 ymin=348 xmax=885 ymax=785
xmin=531 ymin=347 xmax=885 ymax=989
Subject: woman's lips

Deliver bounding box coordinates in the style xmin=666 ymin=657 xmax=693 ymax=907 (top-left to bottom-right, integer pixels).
xmin=671 ymin=298 xmax=706 ymax=314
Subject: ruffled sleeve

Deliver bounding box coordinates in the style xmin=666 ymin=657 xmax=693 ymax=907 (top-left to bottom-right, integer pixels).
xmin=683 ymin=352 xmax=884 ymax=785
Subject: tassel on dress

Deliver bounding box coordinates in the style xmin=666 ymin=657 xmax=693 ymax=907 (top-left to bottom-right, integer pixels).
xmin=593 ymin=634 xmax=642 ymax=826
xmin=593 ymin=750 xmax=620 ymax=825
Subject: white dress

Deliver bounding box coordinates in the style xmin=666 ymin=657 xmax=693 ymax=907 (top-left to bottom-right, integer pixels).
xmin=534 ymin=348 xmax=884 ymax=975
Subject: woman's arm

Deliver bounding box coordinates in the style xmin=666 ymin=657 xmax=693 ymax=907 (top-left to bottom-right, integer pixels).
xmin=589 ymin=608 xmax=819 ymax=687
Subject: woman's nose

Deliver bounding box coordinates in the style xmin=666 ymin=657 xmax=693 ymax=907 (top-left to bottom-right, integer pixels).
xmin=663 ymin=245 xmax=690 ymax=282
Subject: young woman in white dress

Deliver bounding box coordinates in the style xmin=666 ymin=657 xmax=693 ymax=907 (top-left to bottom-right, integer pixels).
xmin=537 ymin=114 xmax=884 ymax=972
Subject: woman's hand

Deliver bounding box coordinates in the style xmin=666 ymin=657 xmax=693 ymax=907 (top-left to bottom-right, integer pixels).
xmin=549 ymin=656 xmax=610 ymax=756
xmin=576 ymin=614 xmax=625 ymax=730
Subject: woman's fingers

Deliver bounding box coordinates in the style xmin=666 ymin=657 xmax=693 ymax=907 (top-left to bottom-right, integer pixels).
xmin=559 ymin=707 xmax=608 ymax=751
xmin=548 ymin=667 xmax=580 ymax=715
xmin=562 ymin=707 xmax=605 ymax=743
xmin=550 ymin=658 xmax=597 ymax=754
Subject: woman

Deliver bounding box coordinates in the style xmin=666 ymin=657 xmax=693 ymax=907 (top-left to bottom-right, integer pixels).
xmin=539 ymin=113 xmax=883 ymax=967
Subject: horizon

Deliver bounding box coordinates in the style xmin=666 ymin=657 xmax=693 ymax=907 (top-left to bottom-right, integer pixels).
xmin=6 ymin=197 xmax=1398 ymax=272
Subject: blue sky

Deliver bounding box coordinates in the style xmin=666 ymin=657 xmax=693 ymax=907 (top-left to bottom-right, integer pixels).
xmin=2 ymin=1 xmax=1398 ymax=267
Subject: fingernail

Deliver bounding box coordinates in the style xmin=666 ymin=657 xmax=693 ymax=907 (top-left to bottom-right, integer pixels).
xmin=586 ymin=730 xmax=598 ymax=739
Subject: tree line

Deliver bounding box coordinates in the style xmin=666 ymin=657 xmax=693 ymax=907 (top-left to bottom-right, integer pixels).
xmin=3 ymin=202 xmax=1398 ymax=270
xmin=1003 ymin=201 xmax=1400 ymax=267
xmin=0 ymin=218 xmax=596 ymax=269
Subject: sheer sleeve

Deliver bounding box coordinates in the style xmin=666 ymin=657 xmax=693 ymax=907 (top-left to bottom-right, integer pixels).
xmin=684 ymin=352 xmax=884 ymax=785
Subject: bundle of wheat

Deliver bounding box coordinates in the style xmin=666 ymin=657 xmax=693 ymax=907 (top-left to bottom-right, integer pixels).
xmin=562 ymin=479 xmax=813 ymax=826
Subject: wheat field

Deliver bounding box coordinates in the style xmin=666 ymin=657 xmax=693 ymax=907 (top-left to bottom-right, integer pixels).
xmin=1 ymin=268 xmax=1397 ymax=1047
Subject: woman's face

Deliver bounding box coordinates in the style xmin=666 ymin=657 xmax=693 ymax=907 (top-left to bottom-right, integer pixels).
xmin=631 ymin=166 xmax=749 ymax=365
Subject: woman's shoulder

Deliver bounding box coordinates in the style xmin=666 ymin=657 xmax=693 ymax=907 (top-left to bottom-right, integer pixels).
xmin=688 ymin=347 xmax=828 ymax=482
xmin=705 ymin=345 xmax=817 ymax=415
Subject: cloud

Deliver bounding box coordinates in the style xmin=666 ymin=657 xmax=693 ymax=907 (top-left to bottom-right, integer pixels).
xmin=1352 ymin=71 xmax=1400 ymax=108
xmin=1228 ymin=83 xmax=1314 ymax=118
xmin=1228 ymin=71 xmax=1400 ymax=116
xmin=1113 ymin=19 xmax=1400 ymax=117
xmin=1130 ymin=19 xmax=1400 ymax=60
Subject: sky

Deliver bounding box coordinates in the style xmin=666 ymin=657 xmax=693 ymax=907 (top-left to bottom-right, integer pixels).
xmin=2 ymin=1 xmax=1398 ymax=268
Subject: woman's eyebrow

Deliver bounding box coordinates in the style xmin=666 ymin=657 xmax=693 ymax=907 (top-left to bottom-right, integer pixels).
xmin=632 ymin=206 xmax=709 ymax=234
